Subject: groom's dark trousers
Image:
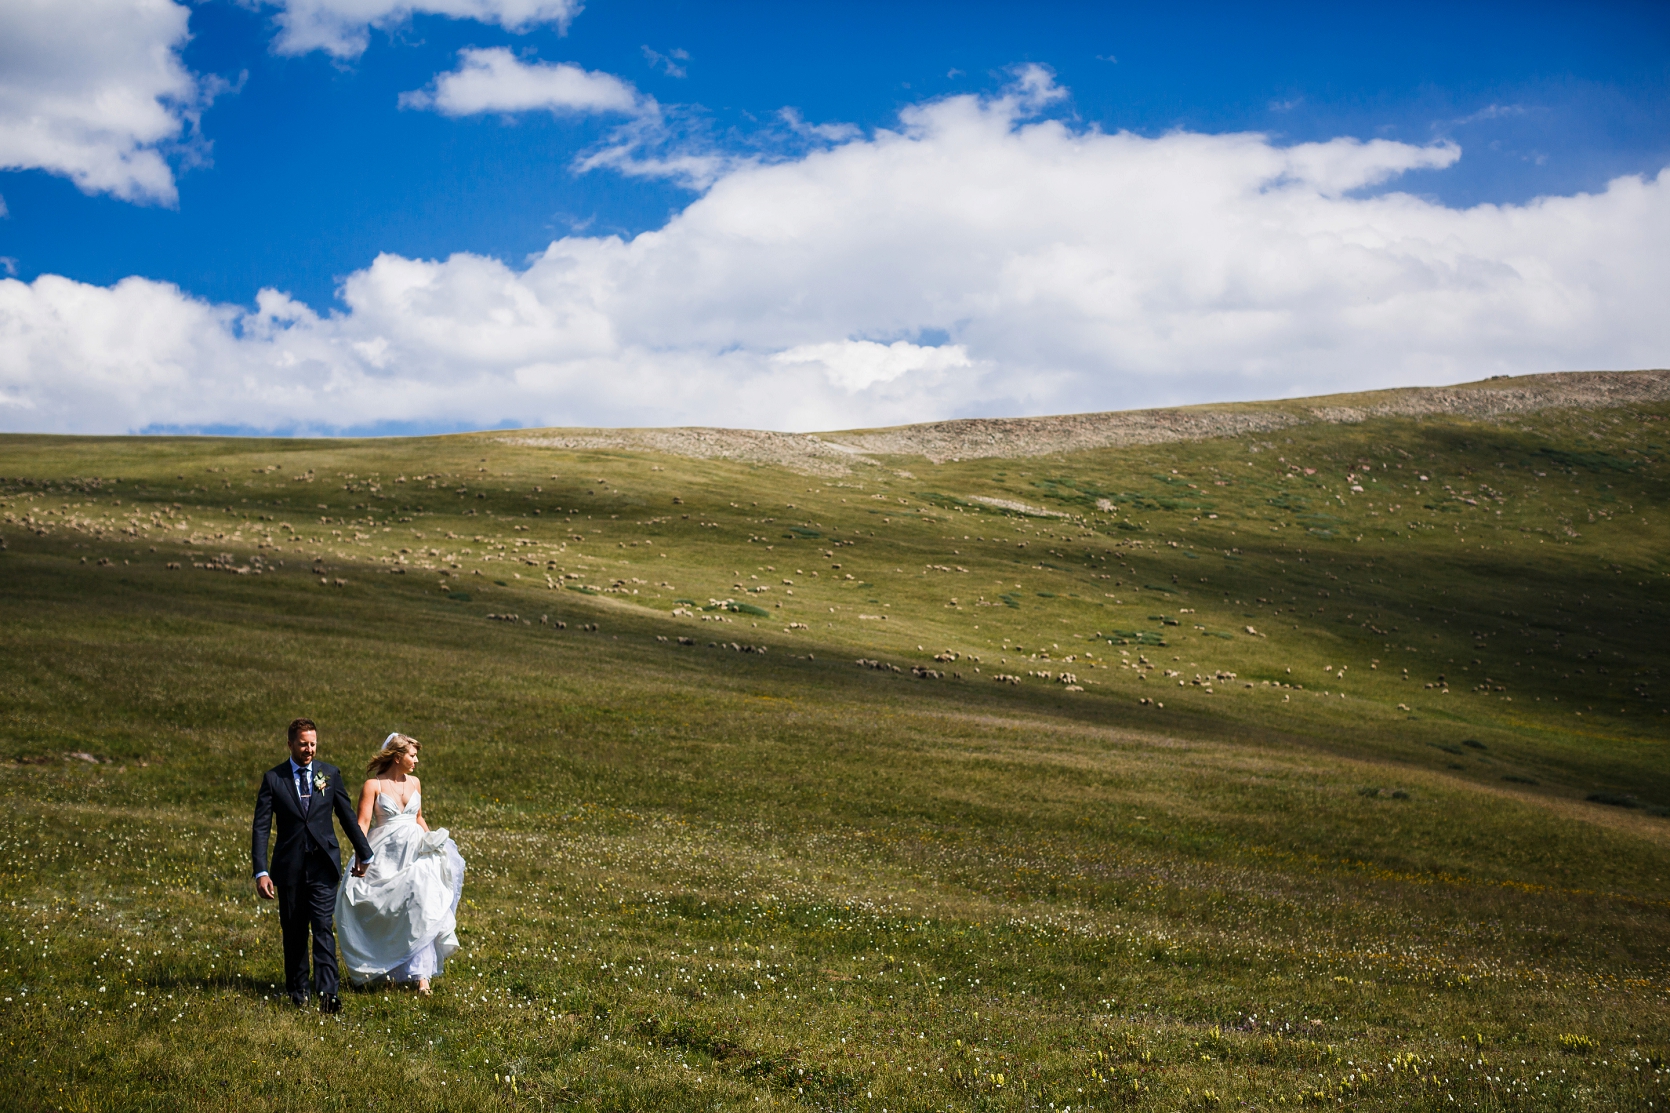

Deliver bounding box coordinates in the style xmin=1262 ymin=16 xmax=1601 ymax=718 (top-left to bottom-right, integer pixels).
xmin=252 ymin=761 xmax=374 ymax=1000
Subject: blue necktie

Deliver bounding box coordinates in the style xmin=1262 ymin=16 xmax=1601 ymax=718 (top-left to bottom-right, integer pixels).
xmin=298 ymin=765 xmax=312 ymax=814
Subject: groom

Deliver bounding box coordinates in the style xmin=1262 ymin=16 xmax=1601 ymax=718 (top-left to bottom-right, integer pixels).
xmin=252 ymin=717 xmax=374 ymax=1012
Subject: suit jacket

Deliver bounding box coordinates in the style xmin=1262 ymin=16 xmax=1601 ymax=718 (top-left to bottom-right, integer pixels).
xmin=251 ymin=759 xmax=375 ymax=886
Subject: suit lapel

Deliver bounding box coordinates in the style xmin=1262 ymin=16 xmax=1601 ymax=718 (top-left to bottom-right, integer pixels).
xmin=305 ymin=764 xmax=338 ymax=828
xmin=273 ymin=762 xmax=304 ymax=819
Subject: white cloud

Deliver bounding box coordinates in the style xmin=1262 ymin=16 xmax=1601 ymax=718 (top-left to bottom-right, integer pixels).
xmin=774 ymin=340 xmax=971 ymax=391
xmin=0 ymin=0 xmax=206 ymax=204
xmin=0 ymin=1 xmax=595 ymax=204
xmin=1004 ymin=63 xmax=1069 ymax=114
xmin=569 ymin=106 xmax=742 ymax=190
xmin=573 ymin=101 xmax=868 ymax=191
xmin=777 ymin=108 xmax=861 ymax=144
xmin=401 ymin=49 xmax=757 ymax=191
xmin=4 ymin=68 xmax=1669 ymax=435
xmin=641 ymin=45 xmax=688 ymax=79
xmin=1450 ymin=103 xmax=1528 ymax=128
xmin=265 ymin=0 xmax=584 ymax=59
xmin=1279 ymin=136 xmax=1457 ymax=196
xmin=401 ymin=48 xmax=645 ymax=117
xmin=405 ymin=50 xmax=862 ymax=190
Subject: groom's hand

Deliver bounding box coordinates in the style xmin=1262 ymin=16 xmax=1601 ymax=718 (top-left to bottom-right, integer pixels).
xmin=256 ymin=875 xmax=276 ymax=900
xmin=351 ymin=859 xmax=368 ymax=878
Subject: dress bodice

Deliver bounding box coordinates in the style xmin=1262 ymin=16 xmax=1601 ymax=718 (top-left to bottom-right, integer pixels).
xmin=372 ymin=791 xmax=420 ymax=828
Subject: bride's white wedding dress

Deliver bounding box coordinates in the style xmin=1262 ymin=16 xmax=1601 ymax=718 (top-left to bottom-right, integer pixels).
xmin=336 ymin=792 xmax=465 ymax=986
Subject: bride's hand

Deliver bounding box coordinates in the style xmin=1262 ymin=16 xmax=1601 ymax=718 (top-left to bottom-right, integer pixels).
xmin=351 ymin=858 xmax=368 ymax=878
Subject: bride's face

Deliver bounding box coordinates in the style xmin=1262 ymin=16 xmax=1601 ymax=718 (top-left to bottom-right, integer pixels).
xmin=398 ymin=748 xmax=419 ymax=774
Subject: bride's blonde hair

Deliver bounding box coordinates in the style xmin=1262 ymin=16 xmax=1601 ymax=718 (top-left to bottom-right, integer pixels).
xmin=367 ymin=732 xmax=421 ymax=777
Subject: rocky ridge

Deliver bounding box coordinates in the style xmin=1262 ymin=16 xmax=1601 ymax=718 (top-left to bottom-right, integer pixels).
xmin=500 ymin=368 xmax=1670 ymax=475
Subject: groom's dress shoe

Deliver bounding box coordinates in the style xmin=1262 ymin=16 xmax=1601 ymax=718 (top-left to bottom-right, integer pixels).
xmin=319 ymin=994 xmax=342 ymax=1014
xmin=290 ymin=993 xmax=310 ymax=1008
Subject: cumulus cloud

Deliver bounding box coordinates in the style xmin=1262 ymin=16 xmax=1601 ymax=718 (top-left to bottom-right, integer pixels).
xmin=4 ymin=67 xmax=1668 ymax=434
xmin=0 ymin=1 xmax=595 ymax=205
xmin=401 ymin=48 xmax=645 ymax=116
xmin=265 ymin=0 xmax=584 ymax=59
xmin=0 ymin=0 xmax=207 ymax=204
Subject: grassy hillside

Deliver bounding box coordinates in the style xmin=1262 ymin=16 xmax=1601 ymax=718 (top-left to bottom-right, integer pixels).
xmin=1 ymin=382 xmax=1668 ymax=1110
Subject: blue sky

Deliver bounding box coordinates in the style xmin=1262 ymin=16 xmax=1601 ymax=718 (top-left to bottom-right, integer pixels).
xmin=1 ymin=1 xmax=1667 ymax=434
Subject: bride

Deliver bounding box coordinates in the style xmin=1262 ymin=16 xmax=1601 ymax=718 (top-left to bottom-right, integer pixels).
xmin=336 ymin=733 xmax=465 ymax=994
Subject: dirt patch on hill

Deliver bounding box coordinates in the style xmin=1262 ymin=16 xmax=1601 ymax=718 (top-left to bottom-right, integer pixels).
xmin=499 ymin=369 xmax=1670 ymax=475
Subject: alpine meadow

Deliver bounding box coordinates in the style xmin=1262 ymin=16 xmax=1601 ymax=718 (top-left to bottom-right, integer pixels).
xmin=4 ymin=369 xmax=1670 ymax=1112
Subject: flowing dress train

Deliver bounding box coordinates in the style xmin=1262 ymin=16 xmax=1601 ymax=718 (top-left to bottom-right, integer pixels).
xmin=336 ymin=792 xmax=465 ymax=985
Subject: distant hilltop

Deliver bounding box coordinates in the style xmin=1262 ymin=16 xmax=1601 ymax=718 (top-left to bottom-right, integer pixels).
xmin=502 ymin=368 xmax=1670 ymax=475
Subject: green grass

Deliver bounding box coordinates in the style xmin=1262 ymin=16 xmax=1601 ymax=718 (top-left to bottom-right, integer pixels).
xmin=1 ymin=396 xmax=1668 ymax=1110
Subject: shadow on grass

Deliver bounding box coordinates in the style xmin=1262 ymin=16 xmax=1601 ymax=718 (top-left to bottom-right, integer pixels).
xmin=636 ymin=1012 xmax=860 ymax=1103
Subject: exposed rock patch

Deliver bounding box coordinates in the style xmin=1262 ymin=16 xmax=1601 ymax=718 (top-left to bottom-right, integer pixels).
xmin=500 ymin=427 xmax=875 ymax=477
xmin=965 ymin=496 xmax=1066 ymax=518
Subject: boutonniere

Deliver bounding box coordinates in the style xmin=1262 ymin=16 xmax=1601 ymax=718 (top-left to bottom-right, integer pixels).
xmin=313 ymin=771 xmax=329 ymax=792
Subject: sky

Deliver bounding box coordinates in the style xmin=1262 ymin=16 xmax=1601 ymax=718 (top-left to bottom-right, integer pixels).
xmin=1 ymin=0 xmax=1667 ymax=436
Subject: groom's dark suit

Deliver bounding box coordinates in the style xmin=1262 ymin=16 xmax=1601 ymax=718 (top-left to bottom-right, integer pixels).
xmin=252 ymin=759 xmax=374 ymax=1001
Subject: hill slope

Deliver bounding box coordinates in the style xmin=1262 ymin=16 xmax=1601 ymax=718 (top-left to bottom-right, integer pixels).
xmin=1 ymin=370 xmax=1667 ymax=1110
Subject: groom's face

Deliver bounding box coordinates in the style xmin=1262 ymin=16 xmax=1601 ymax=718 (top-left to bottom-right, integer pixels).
xmin=288 ymin=730 xmax=318 ymax=766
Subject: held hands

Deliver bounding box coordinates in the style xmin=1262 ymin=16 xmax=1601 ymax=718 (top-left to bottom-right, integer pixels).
xmin=351 ymin=858 xmax=368 ymax=878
